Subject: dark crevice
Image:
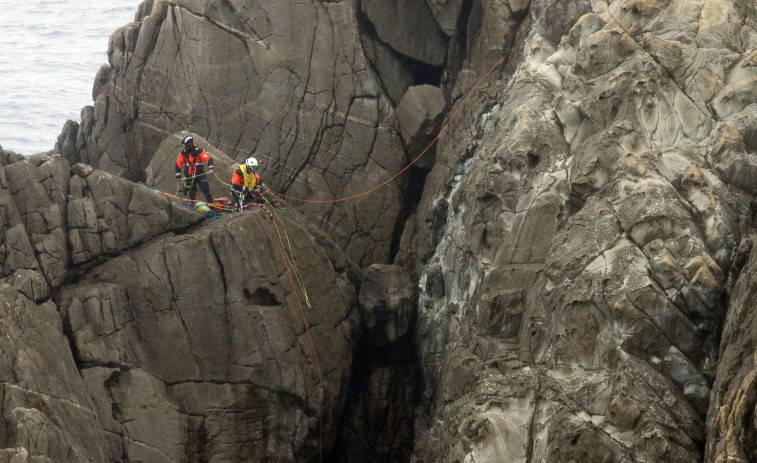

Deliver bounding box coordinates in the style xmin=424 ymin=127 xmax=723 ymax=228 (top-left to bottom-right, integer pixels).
xmin=390 ymin=165 xmax=430 ymax=262
xmin=742 ymin=122 xmax=757 ymax=153
xmin=465 ymin=0 xmax=484 ymax=58
xmin=243 ymin=287 xmax=279 ymax=306
xmin=59 ymin=302 xmax=85 ymax=373
xmin=402 ymin=55 xmax=443 ymax=87
xmin=326 ymin=318 xmax=419 ymax=463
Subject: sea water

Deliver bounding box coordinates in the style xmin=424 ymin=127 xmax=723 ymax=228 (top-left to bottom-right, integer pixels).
xmin=0 ymin=0 xmax=142 ymax=155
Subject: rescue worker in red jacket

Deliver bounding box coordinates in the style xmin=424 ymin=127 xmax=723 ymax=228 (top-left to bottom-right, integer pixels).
xmin=230 ymin=157 xmax=265 ymax=208
xmin=175 ymin=135 xmax=214 ymax=202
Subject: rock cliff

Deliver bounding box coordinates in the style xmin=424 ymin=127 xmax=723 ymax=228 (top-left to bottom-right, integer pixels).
xmin=409 ymin=0 xmax=757 ymax=462
xmin=0 ymin=0 xmax=747 ymax=461
xmin=0 ymin=145 xmax=362 ymax=461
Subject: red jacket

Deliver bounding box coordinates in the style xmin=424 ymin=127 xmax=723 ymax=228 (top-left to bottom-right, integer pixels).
xmin=175 ymin=147 xmax=213 ymax=177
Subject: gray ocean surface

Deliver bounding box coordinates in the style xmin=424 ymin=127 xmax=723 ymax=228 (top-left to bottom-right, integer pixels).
xmin=0 ymin=0 xmax=142 ymax=155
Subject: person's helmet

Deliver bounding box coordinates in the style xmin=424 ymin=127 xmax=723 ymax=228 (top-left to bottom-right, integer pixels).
xmin=245 ymin=157 xmax=258 ymax=170
xmin=180 ymin=135 xmax=194 ymax=147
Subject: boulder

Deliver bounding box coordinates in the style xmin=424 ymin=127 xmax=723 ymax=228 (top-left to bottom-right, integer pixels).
xmin=396 ymin=85 xmax=446 ymax=168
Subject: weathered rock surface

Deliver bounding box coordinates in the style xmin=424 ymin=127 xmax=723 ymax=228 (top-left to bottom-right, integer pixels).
xmin=4 ymin=0 xmax=754 ymax=461
xmin=409 ymin=0 xmax=757 ymax=462
xmin=0 ymin=142 xmax=362 ymax=461
xmin=59 ymin=208 xmax=358 ymax=461
xmin=58 ymin=0 xmax=409 ymax=267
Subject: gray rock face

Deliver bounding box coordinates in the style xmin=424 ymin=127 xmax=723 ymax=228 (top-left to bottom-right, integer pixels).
xmin=360 ymin=0 xmax=447 ymax=66
xmin=410 ymin=0 xmax=757 ymax=461
xmin=59 ymin=0 xmax=407 ymax=267
xmin=396 ymin=85 xmax=446 ymax=169
xmin=59 ymin=209 xmax=357 ymax=462
xmin=0 ymin=142 xmax=361 ymax=461
xmin=14 ymin=0 xmax=757 ymax=460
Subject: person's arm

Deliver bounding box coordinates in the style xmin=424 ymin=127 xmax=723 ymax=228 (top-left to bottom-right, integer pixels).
xmin=253 ymin=173 xmax=264 ymax=194
xmin=175 ymin=154 xmax=184 ymax=179
xmin=230 ymin=168 xmax=246 ymax=192
xmin=203 ymin=151 xmax=214 ymax=173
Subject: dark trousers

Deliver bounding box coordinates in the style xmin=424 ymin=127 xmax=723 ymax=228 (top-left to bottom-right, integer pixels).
xmin=186 ymin=177 xmax=213 ymax=202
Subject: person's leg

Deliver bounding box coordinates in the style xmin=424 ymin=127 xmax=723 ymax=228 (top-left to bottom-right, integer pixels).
xmin=230 ymin=187 xmax=243 ymax=208
xmin=199 ymin=179 xmax=213 ymax=202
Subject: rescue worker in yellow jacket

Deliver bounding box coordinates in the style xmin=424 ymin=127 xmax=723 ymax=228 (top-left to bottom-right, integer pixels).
xmin=230 ymin=157 xmax=265 ymax=208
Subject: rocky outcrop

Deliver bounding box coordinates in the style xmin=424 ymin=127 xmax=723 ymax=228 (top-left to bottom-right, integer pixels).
xmin=0 ymin=150 xmax=204 ymax=462
xmin=706 ymin=241 xmax=757 ymax=463
xmin=410 ymin=0 xmax=757 ymax=462
xmin=0 ymin=142 xmax=362 ymax=461
xmin=59 ymin=208 xmax=358 ymax=462
xmin=57 ymin=0 xmax=409 ymax=267
xmin=16 ymin=0 xmax=757 ymax=461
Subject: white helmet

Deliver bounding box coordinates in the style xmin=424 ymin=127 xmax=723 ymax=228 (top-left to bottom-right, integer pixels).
xmin=245 ymin=157 xmax=258 ymax=169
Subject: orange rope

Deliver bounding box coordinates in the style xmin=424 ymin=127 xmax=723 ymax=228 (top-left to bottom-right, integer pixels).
xmin=261 ymin=211 xmax=324 ymax=462
xmin=271 ymin=15 xmax=529 ymax=203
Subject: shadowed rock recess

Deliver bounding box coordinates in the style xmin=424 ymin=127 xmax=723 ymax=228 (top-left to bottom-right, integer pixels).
xmin=0 ymin=0 xmax=747 ymax=461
